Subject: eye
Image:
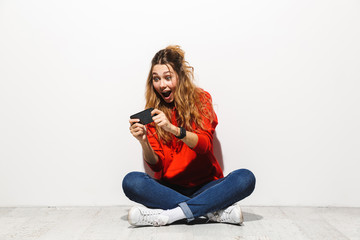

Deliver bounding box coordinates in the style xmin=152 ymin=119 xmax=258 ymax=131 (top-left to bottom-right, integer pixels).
xmin=153 ymin=77 xmax=160 ymax=81
xmin=165 ymin=76 xmax=172 ymax=80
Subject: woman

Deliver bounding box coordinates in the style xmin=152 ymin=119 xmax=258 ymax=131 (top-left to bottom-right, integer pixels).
xmin=123 ymin=45 xmax=255 ymax=227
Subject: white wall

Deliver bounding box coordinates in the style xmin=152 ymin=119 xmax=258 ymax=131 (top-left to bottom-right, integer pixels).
xmin=0 ymin=0 xmax=359 ymax=207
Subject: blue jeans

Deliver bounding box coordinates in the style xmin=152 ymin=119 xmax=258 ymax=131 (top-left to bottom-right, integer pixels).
xmin=122 ymin=169 xmax=256 ymax=222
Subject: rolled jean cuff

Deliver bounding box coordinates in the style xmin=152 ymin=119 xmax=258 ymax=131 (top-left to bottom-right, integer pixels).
xmin=178 ymin=202 xmax=194 ymax=222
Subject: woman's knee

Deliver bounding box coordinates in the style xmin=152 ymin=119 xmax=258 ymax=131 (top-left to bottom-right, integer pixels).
xmin=122 ymin=171 xmax=147 ymax=196
xmin=231 ymin=169 xmax=256 ymax=194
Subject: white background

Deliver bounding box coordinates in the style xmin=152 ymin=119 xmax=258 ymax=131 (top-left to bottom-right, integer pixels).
xmin=0 ymin=0 xmax=359 ymax=207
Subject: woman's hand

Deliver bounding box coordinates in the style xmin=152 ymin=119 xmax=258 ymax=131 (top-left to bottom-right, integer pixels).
xmin=129 ymin=119 xmax=147 ymax=142
xmin=151 ymin=108 xmax=199 ymax=149
xmin=151 ymin=109 xmax=173 ymax=133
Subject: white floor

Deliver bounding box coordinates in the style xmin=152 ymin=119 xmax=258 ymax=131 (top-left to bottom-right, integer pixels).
xmin=0 ymin=206 xmax=359 ymax=240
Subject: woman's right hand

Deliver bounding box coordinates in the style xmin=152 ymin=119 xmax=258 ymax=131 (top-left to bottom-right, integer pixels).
xmin=129 ymin=119 xmax=147 ymax=142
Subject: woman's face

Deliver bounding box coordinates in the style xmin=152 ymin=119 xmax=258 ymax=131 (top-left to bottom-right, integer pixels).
xmin=152 ymin=64 xmax=178 ymax=103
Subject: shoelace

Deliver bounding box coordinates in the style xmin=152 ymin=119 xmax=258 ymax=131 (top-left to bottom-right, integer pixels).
xmin=209 ymin=207 xmax=233 ymax=222
xmin=139 ymin=209 xmax=164 ymax=226
xmin=219 ymin=208 xmax=232 ymax=222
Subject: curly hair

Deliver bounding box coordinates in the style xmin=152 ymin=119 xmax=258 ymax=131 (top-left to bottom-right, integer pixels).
xmin=145 ymin=45 xmax=215 ymax=143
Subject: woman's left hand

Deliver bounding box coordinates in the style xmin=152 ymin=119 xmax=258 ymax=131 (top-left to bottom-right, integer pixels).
xmin=151 ymin=109 xmax=173 ymax=133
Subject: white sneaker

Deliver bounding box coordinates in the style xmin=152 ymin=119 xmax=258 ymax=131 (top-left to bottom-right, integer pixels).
xmin=128 ymin=206 xmax=169 ymax=227
xmin=207 ymin=204 xmax=244 ymax=225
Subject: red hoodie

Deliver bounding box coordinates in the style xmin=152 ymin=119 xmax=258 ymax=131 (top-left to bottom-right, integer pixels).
xmin=146 ymin=90 xmax=224 ymax=188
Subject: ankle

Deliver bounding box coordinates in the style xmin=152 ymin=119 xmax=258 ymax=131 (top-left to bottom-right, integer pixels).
xmin=161 ymin=206 xmax=186 ymax=224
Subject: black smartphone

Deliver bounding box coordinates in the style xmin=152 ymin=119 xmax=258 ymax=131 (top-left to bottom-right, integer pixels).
xmin=130 ymin=108 xmax=155 ymax=125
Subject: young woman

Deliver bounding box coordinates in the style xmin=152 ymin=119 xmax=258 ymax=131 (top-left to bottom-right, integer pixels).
xmin=123 ymin=45 xmax=255 ymax=227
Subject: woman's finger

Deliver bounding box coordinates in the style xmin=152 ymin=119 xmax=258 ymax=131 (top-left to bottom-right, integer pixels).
xmin=133 ymin=125 xmax=144 ymax=133
xmin=129 ymin=119 xmax=140 ymax=126
xmin=130 ymin=122 xmax=144 ymax=130
xmin=151 ymin=109 xmax=161 ymax=116
xmin=151 ymin=109 xmax=164 ymax=119
xmin=153 ymin=118 xmax=164 ymax=125
xmin=132 ymin=128 xmax=144 ymax=137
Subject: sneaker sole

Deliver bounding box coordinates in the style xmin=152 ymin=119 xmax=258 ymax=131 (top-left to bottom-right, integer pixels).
xmin=238 ymin=205 xmax=244 ymax=225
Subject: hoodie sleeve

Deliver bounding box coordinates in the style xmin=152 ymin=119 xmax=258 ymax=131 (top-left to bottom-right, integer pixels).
xmin=192 ymin=91 xmax=218 ymax=154
xmin=145 ymin=124 xmax=164 ymax=172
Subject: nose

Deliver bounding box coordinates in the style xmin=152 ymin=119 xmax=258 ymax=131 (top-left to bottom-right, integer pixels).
xmin=159 ymin=79 xmax=167 ymax=88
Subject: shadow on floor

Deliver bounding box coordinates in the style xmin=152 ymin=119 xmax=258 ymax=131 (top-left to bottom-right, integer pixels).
xmin=242 ymin=211 xmax=263 ymax=222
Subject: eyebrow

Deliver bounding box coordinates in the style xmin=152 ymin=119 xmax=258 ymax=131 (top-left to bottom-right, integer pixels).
xmin=152 ymin=71 xmax=171 ymax=75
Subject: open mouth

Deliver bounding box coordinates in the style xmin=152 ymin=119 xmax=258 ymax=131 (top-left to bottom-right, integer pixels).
xmin=161 ymin=91 xmax=172 ymax=98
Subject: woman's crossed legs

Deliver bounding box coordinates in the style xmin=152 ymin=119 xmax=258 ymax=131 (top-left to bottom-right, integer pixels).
xmin=122 ymin=169 xmax=256 ymax=226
